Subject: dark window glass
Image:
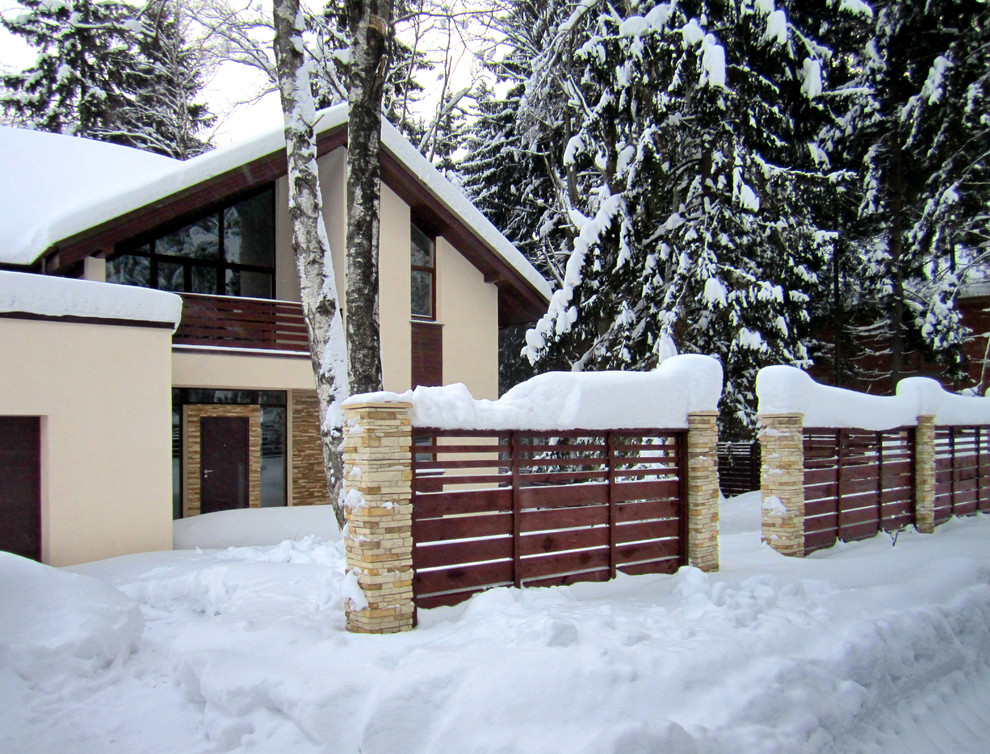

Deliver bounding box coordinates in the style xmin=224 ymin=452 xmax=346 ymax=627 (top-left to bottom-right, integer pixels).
xmin=158 ymin=261 xmax=186 ymax=292
xmin=411 ymin=225 xmax=434 ymax=267
xmin=185 ymin=389 xmax=254 ymax=404
xmin=172 ymin=400 xmax=182 ymax=520
xmin=112 ymin=185 xmax=276 ymax=298
xmin=411 ymin=225 xmax=435 ymax=319
xmin=224 ymin=188 xmax=275 ymax=267
xmin=158 ymin=216 xmax=220 ymax=261
xmin=225 ymin=269 xmax=271 ymax=299
xmin=107 ymin=250 xmax=151 ymax=287
xmin=191 ymin=265 xmax=218 ymax=294
xmin=261 ymin=406 xmax=286 ymax=507
xmin=259 ymin=391 xmax=287 ymax=406
xmin=411 ymin=269 xmax=433 ymax=318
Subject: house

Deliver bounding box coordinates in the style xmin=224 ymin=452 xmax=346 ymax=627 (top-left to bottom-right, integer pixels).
xmin=0 ymin=105 xmax=551 ymax=566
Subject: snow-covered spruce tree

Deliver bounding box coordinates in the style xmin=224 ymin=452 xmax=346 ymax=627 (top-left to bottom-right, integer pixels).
xmin=519 ymin=0 xmax=844 ymax=434
xmin=272 ymin=0 xmax=349 ymax=525
xmin=458 ymin=0 xmax=578 ymax=392
xmin=460 ymin=1 xmax=573 ymax=285
xmin=826 ymin=0 xmax=989 ymax=390
xmin=122 ymin=0 xmax=215 ymax=158
xmin=1 ymin=0 xmax=144 ymax=141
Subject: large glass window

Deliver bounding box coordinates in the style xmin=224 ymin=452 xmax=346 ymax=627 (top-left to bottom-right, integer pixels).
xmin=108 ymin=185 xmax=276 ymax=298
xmin=411 ymin=224 xmax=435 ymax=319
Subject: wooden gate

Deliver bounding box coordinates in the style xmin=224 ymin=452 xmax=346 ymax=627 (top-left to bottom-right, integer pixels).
xmin=803 ymin=428 xmax=915 ymax=554
xmin=411 ymin=429 xmax=687 ymax=608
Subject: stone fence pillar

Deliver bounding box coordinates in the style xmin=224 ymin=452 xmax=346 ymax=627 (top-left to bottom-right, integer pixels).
xmin=341 ymin=401 xmax=415 ymax=634
xmin=686 ymin=411 xmax=720 ymax=571
xmin=759 ymin=413 xmax=805 ymax=556
xmin=914 ymin=415 xmax=936 ymax=534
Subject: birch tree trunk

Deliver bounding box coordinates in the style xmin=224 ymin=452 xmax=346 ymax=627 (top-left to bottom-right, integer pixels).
xmin=345 ymin=0 xmax=393 ymax=394
xmin=272 ymin=0 xmax=350 ymax=527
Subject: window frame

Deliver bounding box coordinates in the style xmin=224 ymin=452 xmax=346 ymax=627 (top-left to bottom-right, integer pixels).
xmin=107 ymin=184 xmax=277 ymax=299
xmin=410 ymin=223 xmax=437 ymax=321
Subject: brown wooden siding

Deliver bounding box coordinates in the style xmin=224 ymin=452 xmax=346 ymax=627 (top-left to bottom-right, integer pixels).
xmin=411 ymin=320 xmax=443 ymax=387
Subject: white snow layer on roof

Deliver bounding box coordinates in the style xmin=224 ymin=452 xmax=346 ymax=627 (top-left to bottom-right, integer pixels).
xmin=0 ymin=108 xmax=551 ymax=300
xmin=0 ymin=270 xmax=182 ymax=326
xmin=345 ymin=354 xmax=723 ymax=430
xmin=0 ymin=127 xmax=180 ymax=265
xmin=756 ymin=364 xmax=990 ymax=428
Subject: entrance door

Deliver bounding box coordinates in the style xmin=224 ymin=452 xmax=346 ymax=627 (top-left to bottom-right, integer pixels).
xmin=201 ymin=416 xmax=249 ymax=514
xmin=0 ymin=417 xmax=41 ymax=561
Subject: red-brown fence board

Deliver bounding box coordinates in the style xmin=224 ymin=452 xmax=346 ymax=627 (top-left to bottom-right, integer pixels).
xmin=411 ymin=429 xmax=686 ymax=608
xmin=802 ymin=428 xmax=915 ymax=554
xmin=934 ymin=427 xmax=989 ymax=517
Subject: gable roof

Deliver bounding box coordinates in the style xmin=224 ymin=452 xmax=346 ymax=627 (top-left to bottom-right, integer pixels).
xmin=0 ymin=105 xmax=551 ymax=324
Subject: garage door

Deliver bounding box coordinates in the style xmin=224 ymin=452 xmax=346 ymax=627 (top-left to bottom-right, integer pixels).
xmin=0 ymin=417 xmax=41 ymax=561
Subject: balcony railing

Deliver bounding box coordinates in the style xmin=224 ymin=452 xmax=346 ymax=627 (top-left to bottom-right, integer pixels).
xmin=173 ymin=293 xmax=309 ymax=353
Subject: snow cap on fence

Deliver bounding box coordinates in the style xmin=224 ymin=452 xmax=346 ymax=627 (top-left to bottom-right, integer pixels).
xmin=344 ymin=354 xmax=723 ymax=430
xmin=756 ymin=365 xmax=990 ymax=429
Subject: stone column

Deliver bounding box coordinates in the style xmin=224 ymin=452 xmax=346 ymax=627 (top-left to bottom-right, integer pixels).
xmin=341 ymin=401 xmax=415 ymax=634
xmin=686 ymin=411 xmax=720 ymax=571
xmin=759 ymin=413 xmax=806 ymax=556
xmin=914 ymin=415 xmax=936 ymax=534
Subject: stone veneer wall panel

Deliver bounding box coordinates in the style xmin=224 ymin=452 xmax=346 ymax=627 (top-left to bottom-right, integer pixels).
xmin=686 ymin=412 xmax=720 ymax=571
xmin=759 ymin=413 xmax=806 ymax=556
xmin=290 ymin=390 xmax=329 ymax=506
xmin=914 ymin=415 xmax=936 ymax=534
xmin=342 ymin=401 xmax=415 ymax=634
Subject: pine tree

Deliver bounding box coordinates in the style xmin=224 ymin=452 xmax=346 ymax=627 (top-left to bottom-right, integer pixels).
xmin=509 ymin=0 xmax=847 ymax=434
xmin=124 ymin=0 xmax=215 ymax=158
xmin=1 ymin=0 xmax=144 ymax=141
xmin=1 ymin=0 xmax=214 ymax=157
xmin=826 ymin=0 xmax=990 ymax=390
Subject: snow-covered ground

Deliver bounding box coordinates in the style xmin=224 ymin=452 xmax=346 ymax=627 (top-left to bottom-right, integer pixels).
xmin=3 ymin=494 xmax=990 ymax=753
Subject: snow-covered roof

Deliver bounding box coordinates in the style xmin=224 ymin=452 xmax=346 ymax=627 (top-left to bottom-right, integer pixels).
xmin=0 ymin=270 xmax=182 ymax=327
xmin=0 ymin=106 xmax=551 ymax=301
xmin=0 ymin=127 xmax=180 ymax=266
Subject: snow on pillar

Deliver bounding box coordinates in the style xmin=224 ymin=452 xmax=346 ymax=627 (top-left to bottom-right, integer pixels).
xmin=341 ymin=401 xmax=415 ymax=634
xmin=759 ymin=413 xmax=806 ymax=557
xmin=686 ymin=411 xmax=720 ymax=571
xmin=914 ymin=415 xmax=936 ymax=534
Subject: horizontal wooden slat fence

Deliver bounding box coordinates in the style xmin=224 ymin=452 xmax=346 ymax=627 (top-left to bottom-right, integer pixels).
xmin=717 ymin=441 xmax=760 ymax=496
xmin=934 ymin=427 xmax=990 ymax=522
xmin=802 ymin=428 xmax=915 ymax=554
xmin=411 ymin=429 xmax=686 ymax=608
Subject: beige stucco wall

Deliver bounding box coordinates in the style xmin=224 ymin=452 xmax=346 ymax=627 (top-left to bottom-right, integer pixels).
xmin=436 ymin=236 xmax=499 ymax=400
xmin=172 ymin=349 xmax=315 ymax=391
xmin=0 ymin=317 xmax=173 ymax=566
xmin=272 ymin=146 xmax=499 ymax=399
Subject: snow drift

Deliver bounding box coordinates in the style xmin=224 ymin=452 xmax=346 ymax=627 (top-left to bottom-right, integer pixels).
xmin=345 ymin=353 xmax=723 ymax=430
xmin=0 ymin=552 xmax=143 ymax=691
xmin=756 ymin=365 xmax=990 ymax=429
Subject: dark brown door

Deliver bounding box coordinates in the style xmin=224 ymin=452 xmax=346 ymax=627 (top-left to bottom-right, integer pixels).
xmin=201 ymin=417 xmax=249 ymax=514
xmin=0 ymin=417 xmax=41 ymax=561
